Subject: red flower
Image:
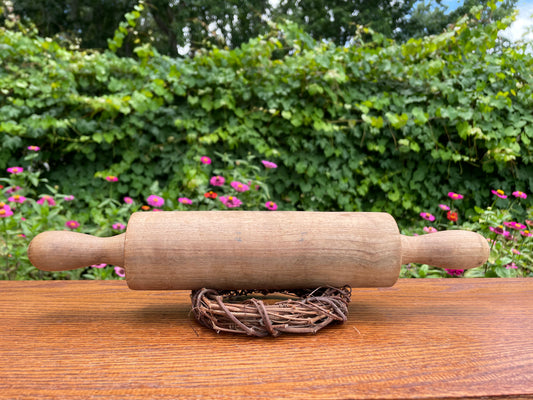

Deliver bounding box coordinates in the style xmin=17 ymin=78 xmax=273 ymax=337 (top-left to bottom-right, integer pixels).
xmin=446 ymin=211 xmax=458 ymax=222
xmin=204 ymin=191 xmax=218 ymax=199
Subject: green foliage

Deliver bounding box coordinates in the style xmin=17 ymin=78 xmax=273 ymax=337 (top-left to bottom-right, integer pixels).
xmin=1 ymin=1 xmax=532 ymax=226
xmin=6 ymin=0 xmax=518 ymax=57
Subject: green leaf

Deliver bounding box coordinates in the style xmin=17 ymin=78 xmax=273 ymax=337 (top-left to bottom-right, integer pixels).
xmin=412 ymin=107 xmax=428 ymax=125
xmin=385 ymin=112 xmax=408 ymax=129
xmin=281 ymin=110 xmax=292 ymax=120
xmin=92 ymin=132 xmax=103 ymax=143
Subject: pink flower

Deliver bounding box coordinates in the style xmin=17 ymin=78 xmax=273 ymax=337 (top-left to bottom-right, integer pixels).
xmin=230 ymin=181 xmax=250 ymax=192
xmin=27 ymin=146 xmax=40 ymax=151
xmin=65 ymin=220 xmax=80 ymax=230
xmin=423 ymin=226 xmax=438 ymax=233
xmin=200 ymin=156 xmax=211 ymax=165
xmin=91 ymin=263 xmax=107 ymax=269
xmin=520 ymin=230 xmax=532 ymax=237
xmin=63 ymin=195 xmax=75 ymax=201
xmin=445 ymin=269 xmax=464 ymax=276
xmin=105 ymin=175 xmax=118 ymax=182
xmin=6 ymin=186 xmax=22 ymax=194
xmin=178 ymin=197 xmax=192 ymax=205
xmin=114 ymin=267 xmax=126 ymax=277
xmin=219 ymin=196 xmax=242 ymax=208
xmin=489 ymin=226 xmax=510 ymax=237
xmin=420 ymin=212 xmax=435 ymax=222
xmin=37 ymin=195 xmax=56 ymax=206
xmin=265 ymin=201 xmax=278 ymax=211
xmin=0 ymin=202 xmax=13 ymax=218
xmin=210 ymin=176 xmax=225 ymax=186
xmin=8 ymin=194 xmax=26 ymax=204
xmin=505 ymin=262 xmax=518 ymax=270
xmin=492 ymin=189 xmax=507 ymax=199
xmin=512 ymin=248 xmax=521 ymax=255
xmin=123 ymin=196 xmax=133 ymax=204
xmin=439 ymin=204 xmax=450 ymax=211
xmin=261 ymin=160 xmax=278 ymax=169
xmin=526 ymin=220 xmax=532 ymax=226
xmin=503 ymin=221 xmax=526 ymax=230
xmin=7 ymin=166 xmax=23 ymax=174
xmin=146 ymin=195 xmax=164 ymax=208
xmin=112 ymin=223 xmax=126 ymax=231
xmin=448 ymin=192 xmax=463 ymax=200
xmin=512 ymin=191 xmax=527 ymax=199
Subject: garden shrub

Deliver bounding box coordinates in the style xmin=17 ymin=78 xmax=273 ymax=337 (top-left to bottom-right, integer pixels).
xmin=1 ymin=1 xmax=532 ymax=225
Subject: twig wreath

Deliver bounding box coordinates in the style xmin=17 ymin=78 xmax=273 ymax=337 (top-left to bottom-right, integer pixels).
xmin=191 ymin=286 xmax=351 ymax=337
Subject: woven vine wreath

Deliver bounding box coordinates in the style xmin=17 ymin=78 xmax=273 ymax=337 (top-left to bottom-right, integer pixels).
xmin=191 ymin=286 xmax=351 ymax=337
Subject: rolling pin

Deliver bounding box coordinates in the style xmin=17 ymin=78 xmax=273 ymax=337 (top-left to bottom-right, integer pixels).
xmin=28 ymin=211 xmax=489 ymax=290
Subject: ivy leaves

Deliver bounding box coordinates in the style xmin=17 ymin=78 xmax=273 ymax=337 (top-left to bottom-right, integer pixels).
xmin=0 ymin=1 xmax=531 ymax=223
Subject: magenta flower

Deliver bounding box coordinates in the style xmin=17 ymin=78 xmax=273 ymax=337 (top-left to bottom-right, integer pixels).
xmin=37 ymin=195 xmax=56 ymax=206
xmin=503 ymin=221 xmax=527 ymax=230
xmin=219 ymin=196 xmax=242 ymax=208
xmin=91 ymin=263 xmax=107 ymax=269
xmin=423 ymin=226 xmax=438 ymax=233
xmin=178 ymin=197 xmax=192 ymax=205
xmin=200 ymin=156 xmax=211 ymax=165
xmin=438 ymin=204 xmax=450 ymax=211
xmin=65 ymin=220 xmax=80 ymax=230
xmin=8 ymin=194 xmax=26 ymax=204
xmin=445 ymin=269 xmax=464 ymax=276
xmin=63 ymin=195 xmax=75 ymax=201
xmin=505 ymin=262 xmax=518 ymax=270
xmin=6 ymin=186 xmax=22 ymax=194
xmin=520 ymin=230 xmax=532 ymax=237
xmin=262 ymin=160 xmax=278 ymax=169
xmin=27 ymin=146 xmax=40 ymax=151
xmin=447 ymin=192 xmax=463 ymax=200
xmin=420 ymin=212 xmax=435 ymax=222
xmin=230 ymin=181 xmax=250 ymax=192
xmin=146 ymin=195 xmax=164 ymax=208
xmin=512 ymin=191 xmax=527 ymax=199
xmin=210 ymin=176 xmax=225 ymax=186
xmin=7 ymin=166 xmax=23 ymax=174
xmin=105 ymin=175 xmax=118 ymax=182
xmin=489 ymin=226 xmax=510 ymax=237
xmin=491 ymin=189 xmax=507 ymax=199
xmin=112 ymin=223 xmax=126 ymax=231
xmin=114 ymin=267 xmax=126 ymax=277
xmin=0 ymin=203 xmax=13 ymax=218
xmin=265 ymin=201 xmax=278 ymax=211
xmin=123 ymin=196 xmax=133 ymax=204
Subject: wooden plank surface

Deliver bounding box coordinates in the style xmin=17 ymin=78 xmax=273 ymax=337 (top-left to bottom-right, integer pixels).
xmin=0 ymin=279 xmax=532 ymax=399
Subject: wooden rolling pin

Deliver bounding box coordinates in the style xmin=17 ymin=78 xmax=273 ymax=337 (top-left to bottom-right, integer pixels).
xmin=28 ymin=211 xmax=489 ymax=290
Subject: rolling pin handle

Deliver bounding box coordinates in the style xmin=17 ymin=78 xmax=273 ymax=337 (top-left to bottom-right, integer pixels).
xmin=401 ymin=230 xmax=490 ymax=270
xmin=27 ymin=231 xmax=125 ymax=271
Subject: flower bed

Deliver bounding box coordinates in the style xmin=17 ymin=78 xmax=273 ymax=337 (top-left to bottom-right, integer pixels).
xmin=1 ymin=147 xmax=531 ymax=280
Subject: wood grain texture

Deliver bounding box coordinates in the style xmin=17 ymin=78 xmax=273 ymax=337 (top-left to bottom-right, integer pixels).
xmin=124 ymin=211 xmax=402 ymax=290
xmin=27 ymin=211 xmax=488 ymax=290
xmin=0 ymin=279 xmax=532 ymax=399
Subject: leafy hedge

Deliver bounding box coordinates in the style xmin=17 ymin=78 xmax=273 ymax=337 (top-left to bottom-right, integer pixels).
xmin=1 ymin=2 xmax=532 ymax=224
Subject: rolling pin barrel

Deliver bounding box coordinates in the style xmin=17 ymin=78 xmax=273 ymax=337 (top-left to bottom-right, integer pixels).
xmin=27 ymin=211 xmax=490 ymax=290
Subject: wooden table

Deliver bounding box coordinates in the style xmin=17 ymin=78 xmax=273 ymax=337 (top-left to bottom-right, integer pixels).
xmin=0 ymin=279 xmax=531 ymax=399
